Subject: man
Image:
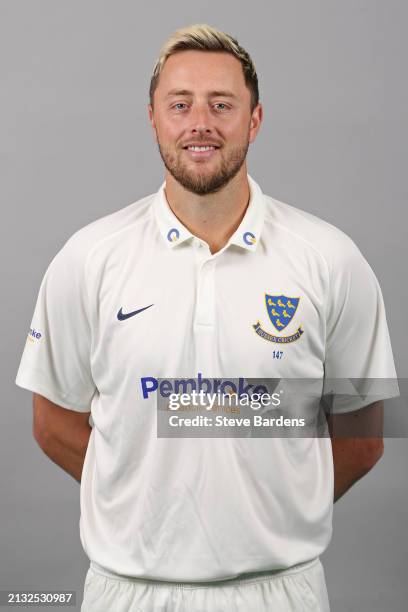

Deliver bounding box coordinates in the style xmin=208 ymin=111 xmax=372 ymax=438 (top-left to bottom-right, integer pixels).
xmin=16 ymin=24 xmax=397 ymax=611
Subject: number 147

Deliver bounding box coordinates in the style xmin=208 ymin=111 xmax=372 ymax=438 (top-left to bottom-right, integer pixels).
xmin=272 ymin=350 xmax=283 ymax=359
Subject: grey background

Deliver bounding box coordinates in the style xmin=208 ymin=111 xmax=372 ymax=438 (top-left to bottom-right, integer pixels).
xmin=1 ymin=0 xmax=407 ymax=610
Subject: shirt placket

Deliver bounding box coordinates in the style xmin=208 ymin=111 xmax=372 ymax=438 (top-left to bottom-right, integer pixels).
xmin=193 ymin=240 xmax=217 ymax=376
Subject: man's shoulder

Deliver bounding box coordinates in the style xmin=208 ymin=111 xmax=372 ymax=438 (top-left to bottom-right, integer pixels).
xmin=59 ymin=191 xmax=156 ymax=262
xmin=263 ymin=194 xmax=362 ymax=269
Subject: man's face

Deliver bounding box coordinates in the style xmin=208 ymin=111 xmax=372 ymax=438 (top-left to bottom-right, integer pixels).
xmin=148 ymin=50 xmax=262 ymax=195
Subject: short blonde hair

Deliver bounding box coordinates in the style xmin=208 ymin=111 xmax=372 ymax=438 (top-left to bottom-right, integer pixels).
xmin=149 ymin=24 xmax=259 ymax=111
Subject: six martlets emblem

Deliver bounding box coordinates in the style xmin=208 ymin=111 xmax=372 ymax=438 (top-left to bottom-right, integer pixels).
xmin=253 ymin=295 xmax=304 ymax=343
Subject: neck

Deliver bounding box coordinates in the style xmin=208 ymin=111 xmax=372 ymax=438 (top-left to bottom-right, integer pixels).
xmin=164 ymin=165 xmax=250 ymax=254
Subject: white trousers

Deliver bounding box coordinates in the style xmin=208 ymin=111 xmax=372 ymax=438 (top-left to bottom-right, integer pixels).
xmin=81 ymin=557 xmax=330 ymax=611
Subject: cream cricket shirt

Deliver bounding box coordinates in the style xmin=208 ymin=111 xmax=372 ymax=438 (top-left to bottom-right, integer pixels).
xmin=16 ymin=175 xmax=397 ymax=581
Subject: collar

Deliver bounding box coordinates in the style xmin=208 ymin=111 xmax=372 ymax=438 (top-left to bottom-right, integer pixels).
xmin=153 ymin=174 xmax=266 ymax=252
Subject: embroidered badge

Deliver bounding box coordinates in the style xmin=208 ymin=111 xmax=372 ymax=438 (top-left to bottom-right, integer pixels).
xmin=253 ymin=294 xmax=304 ymax=343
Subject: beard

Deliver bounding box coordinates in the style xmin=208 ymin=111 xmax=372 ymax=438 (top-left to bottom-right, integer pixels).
xmin=157 ymin=139 xmax=250 ymax=196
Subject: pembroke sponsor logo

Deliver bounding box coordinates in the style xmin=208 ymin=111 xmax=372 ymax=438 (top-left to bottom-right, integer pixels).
xmin=140 ymin=373 xmax=273 ymax=400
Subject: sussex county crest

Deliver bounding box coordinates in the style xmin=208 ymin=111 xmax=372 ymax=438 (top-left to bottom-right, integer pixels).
xmin=265 ymin=295 xmax=299 ymax=331
xmin=252 ymin=294 xmax=303 ymax=344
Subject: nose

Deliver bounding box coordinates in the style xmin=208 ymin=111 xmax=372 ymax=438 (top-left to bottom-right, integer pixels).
xmin=189 ymin=104 xmax=213 ymax=135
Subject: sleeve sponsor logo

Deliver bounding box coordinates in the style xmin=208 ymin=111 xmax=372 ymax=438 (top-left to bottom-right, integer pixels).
xmin=27 ymin=328 xmax=42 ymax=342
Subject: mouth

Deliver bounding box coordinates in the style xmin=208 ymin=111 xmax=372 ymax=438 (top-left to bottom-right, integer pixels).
xmin=182 ymin=144 xmax=221 ymax=159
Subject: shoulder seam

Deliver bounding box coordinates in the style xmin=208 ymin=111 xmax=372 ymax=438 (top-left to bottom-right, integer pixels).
xmin=264 ymin=207 xmax=331 ymax=274
xmin=82 ymin=194 xmax=155 ymax=276
xmin=263 ymin=198 xmax=332 ymax=344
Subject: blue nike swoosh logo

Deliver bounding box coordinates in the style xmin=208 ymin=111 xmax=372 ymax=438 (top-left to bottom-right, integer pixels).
xmin=117 ymin=304 xmax=154 ymax=321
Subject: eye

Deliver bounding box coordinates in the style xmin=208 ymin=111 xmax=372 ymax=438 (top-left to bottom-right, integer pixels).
xmin=173 ymin=103 xmax=188 ymax=110
xmin=214 ymin=103 xmax=229 ymax=111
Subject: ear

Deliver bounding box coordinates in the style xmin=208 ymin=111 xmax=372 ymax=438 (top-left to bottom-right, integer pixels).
xmin=249 ymin=103 xmax=263 ymax=144
xmin=148 ymin=104 xmax=158 ymax=142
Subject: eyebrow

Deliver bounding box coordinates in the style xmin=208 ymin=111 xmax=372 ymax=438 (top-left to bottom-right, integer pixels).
xmin=165 ymin=89 xmax=238 ymax=99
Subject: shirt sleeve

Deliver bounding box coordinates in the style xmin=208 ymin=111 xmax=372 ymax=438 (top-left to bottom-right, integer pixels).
xmin=15 ymin=235 xmax=96 ymax=412
xmin=323 ymin=236 xmax=399 ymax=413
